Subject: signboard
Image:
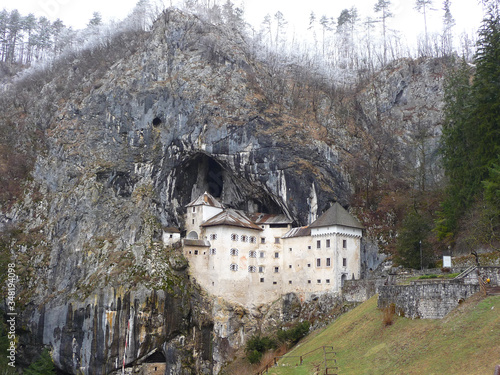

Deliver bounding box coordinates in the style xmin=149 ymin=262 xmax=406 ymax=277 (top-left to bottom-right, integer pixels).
xmin=443 ymin=256 xmax=452 ymax=268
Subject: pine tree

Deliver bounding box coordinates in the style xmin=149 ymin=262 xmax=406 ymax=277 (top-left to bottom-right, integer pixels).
xmin=415 ymin=0 xmax=434 ymax=55
xmin=374 ymin=0 xmax=393 ymax=65
xmin=438 ymin=8 xmax=500 ymax=241
xmin=24 ymin=348 xmax=55 ymax=374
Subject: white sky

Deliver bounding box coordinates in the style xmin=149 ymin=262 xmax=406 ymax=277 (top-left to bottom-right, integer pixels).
xmin=0 ymin=0 xmax=485 ymax=43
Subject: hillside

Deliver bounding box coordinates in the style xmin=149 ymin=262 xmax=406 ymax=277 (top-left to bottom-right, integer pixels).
xmin=266 ymin=294 xmax=500 ymax=375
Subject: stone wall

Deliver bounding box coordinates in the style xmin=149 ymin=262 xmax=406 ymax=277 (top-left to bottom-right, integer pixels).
xmin=378 ymin=280 xmax=480 ymax=319
xmin=461 ymin=266 xmax=500 ymax=285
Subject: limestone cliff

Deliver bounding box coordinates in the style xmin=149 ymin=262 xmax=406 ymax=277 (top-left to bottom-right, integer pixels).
xmin=0 ymin=8 xmax=450 ymax=374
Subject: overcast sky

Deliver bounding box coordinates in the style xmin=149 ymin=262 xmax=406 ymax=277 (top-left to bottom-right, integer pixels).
xmin=0 ymin=0 xmax=485 ymax=43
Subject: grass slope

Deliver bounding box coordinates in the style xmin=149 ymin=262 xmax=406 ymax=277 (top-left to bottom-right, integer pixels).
xmin=268 ymin=294 xmax=500 ymax=375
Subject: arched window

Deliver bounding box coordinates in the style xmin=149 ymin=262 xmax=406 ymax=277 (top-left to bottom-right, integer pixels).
xmin=230 ymin=248 xmax=239 ymax=256
xmin=187 ymin=231 xmax=198 ymax=239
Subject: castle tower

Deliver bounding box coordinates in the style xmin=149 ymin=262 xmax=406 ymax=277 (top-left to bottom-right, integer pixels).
xmin=185 ymin=192 xmax=224 ymax=239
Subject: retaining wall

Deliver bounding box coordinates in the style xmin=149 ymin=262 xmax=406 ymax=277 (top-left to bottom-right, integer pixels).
xmin=378 ymin=279 xmax=480 ymax=319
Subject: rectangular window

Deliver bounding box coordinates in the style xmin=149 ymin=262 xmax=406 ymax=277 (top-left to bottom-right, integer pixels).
xmin=326 ymin=279 xmax=330 ymax=284
xmin=308 ymin=280 xmax=311 ymax=284
xmin=273 ymin=281 xmax=277 ymax=285
xmin=326 ymin=239 xmax=331 ymax=248
xmin=192 ymin=219 xmax=195 ymax=224
xmin=210 ymin=248 xmax=216 ymax=255
xmin=249 ymin=251 xmax=257 ymax=258
xmin=317 ymin=240 xmax=321 ymax=249
xmin=308 ymin=245 xmax=311 ymax=250
xmin=259 ymin=251 xmax=265 ymax=258
xmin=258 ymin=266 xmax=265 ymax=273
xmin=317 ymin=279 xmax=321 ymax=283
xmin=326 ymin=258 xmax=331 ymax=267
xmin=343 ymin=258 xmax=347 ymax=267
xmin=343 ymin=239 xmax=347 ymax=248
xmin=261 ymin=237 xmax=266 ymax=244
xmin=289 ymin=280 xmax=292 ymax=284
xmin=192 ymin=207 xmax=196 ymax=213
xmin=231 ymin=234 xmax=238 ymax=241
xmin=194 ymin=250 xmax=198 ymax=255
xmin=316 ymin=258 xmax=321 ymax=267
xmin=289 ymin=248 xmax=292 ymax=252
xmin=274 ymin=267 xmax=279 ymax=273
xmin=260 ymin=278 xmax=264 ymax=283
xmin=274 ymin=237 xmax=280 ymax=244
xmin=307 ymin=263 xmax=311 ymax=268
xmin=210 ymin=234 xmax=217 ymax=240
xmin=274 ymin=252 xmax=279 ymax=258
xmin=289 ymin=265 xmax=292 ymax=269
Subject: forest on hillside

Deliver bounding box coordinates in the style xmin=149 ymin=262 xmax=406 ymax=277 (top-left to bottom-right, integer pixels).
xmin=0 ymin=0 xmax=499 ymax=269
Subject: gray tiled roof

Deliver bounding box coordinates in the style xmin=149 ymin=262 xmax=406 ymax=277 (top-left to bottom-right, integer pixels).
xmin=282 ymin=226 xmax=311 ymax=238
xmin=186 ymin=192 xmax=224 ymax=208
xmin=201 ymin=209 xmax=263 ymax=231
xmin=309 ymin=202 xmax=363 ymax=229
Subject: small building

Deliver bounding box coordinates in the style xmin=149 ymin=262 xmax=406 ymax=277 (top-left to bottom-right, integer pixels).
xmin=181 ymin=192 xmax=363 ymax=307
xmin=162 ymin=227 xmax=181 ymax=245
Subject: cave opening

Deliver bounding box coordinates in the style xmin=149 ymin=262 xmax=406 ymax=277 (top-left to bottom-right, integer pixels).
xmin=172 ymin=152 xmax=284 ymax=218
xmin=152 ymin=117 xmax=162 ymax=126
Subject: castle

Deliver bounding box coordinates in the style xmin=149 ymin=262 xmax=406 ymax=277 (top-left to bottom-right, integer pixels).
xmin=164 ymin=192 xmax=363 ymax=307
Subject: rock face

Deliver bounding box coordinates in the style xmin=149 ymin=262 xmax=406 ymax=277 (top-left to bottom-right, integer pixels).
xmin=0 ymin=9 xmax=449 ymax=375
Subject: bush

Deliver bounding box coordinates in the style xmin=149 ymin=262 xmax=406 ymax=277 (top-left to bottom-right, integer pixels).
xmin=277 ymin=321 xmax=310 ymax=346
xmin=382 ymin=303 xmax=396 ymax=327
xmin=245 ymin=335 xmax=277 ymax=364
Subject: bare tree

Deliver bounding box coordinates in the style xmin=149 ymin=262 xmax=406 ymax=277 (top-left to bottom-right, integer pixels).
xmin=415 ymin=0 xmax=436 ymax=56
xmin=374 ymin=0 xmax=393 ymax=65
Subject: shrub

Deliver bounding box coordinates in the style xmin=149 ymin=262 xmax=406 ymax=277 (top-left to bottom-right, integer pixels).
xmin=245 ymin=335 xmax=277 ymax=364
xmin=277 ymin=321 xmax=310 ymax=346
xmin=382 ymin=303 xmax=396 ymax=327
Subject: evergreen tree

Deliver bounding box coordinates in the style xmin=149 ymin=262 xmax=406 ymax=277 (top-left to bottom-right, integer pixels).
xmin=88 ymin=12 xmax=102 ymax=28
xmin=395 ymin=211 xmax=433 ymax=269
xmin=442 ymin=0 xmax=455 ymax=55
xmin=438 ymin=8 xmax=500 ymax=241
xmin=24 ymin=348 xmax=55 ymax=374
xmin=374 ymin=0 xmax=393 ymax=65
xmin=415 ymin=0 xmax=434 ymax=55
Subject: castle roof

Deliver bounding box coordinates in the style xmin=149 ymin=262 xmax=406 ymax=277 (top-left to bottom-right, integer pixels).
xmin=186 ymin=192 xmax=224 ymax=208
xmin=201 ymin=209 xmax=263 ymax=231
xmin=309 ymin=202 xmax=363 ymax=229
xmin=249 ymin=213 xmax=293 ymax=225
xmin=282 ymin=226 xmax=311 ymax=238
xmin=183 ymin=239 xmax=211 ymax=247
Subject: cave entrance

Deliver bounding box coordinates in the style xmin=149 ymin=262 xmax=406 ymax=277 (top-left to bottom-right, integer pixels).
xmin=172 ymin=152 xmax=284 ymax=218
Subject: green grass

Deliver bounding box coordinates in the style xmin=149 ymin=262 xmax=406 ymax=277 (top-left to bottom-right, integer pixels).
xmin=267 ymin=293 xmax=500 ymax=375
